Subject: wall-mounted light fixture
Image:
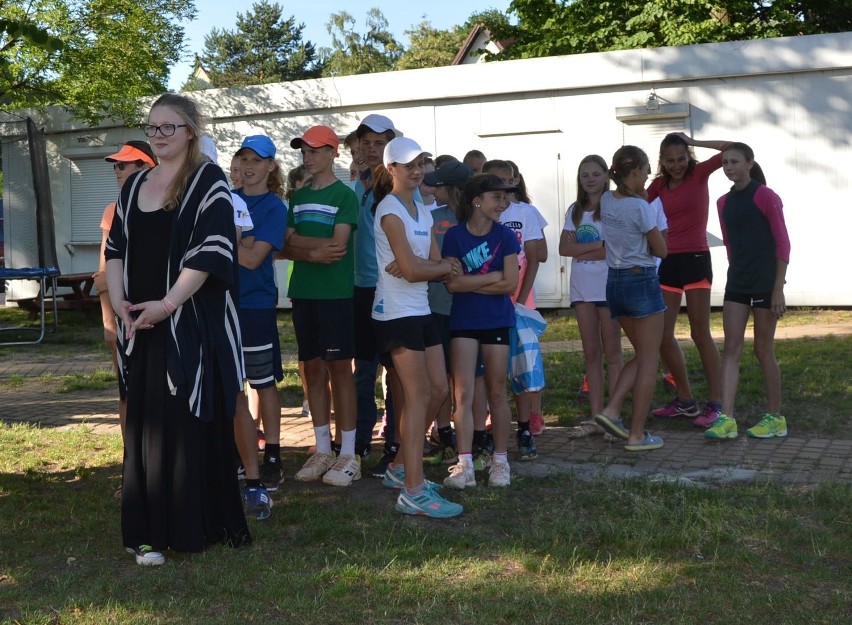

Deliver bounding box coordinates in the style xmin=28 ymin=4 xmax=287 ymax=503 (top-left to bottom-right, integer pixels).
xmin=646 ymin=91 xmax=661 ymax=110
xmin=615 ymin=90 xmax=689 ymax=122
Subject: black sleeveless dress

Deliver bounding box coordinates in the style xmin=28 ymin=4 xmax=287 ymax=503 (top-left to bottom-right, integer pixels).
xmin=121 ymin=202 xmax=250 ymax=553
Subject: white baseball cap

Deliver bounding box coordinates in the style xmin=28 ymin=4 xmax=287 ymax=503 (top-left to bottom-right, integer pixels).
xmin=357 ymin=114 xmax=402 ymax=138
xmin=383 ymin=137 xmax=431 ymax=168
xmin=200 ymin=135 xmax=218 ymax=165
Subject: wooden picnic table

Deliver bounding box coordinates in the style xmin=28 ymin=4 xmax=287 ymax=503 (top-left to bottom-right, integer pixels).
xmin=16 ymin=271 xmax=100 ymax=319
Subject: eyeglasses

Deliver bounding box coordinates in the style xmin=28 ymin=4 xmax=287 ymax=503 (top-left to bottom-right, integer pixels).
xmin=141 ymin=123 xmax=188 ymax=137
xmin=113 ymin=161 xmax=143 ymax=171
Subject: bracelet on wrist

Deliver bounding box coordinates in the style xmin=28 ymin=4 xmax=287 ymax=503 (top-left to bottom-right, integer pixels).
xmin=162 ymin=296 xmax=177 ymax=315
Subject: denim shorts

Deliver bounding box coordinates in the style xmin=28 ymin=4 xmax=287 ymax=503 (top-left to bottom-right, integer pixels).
xmin=606 ymin=266 xmax=667 ymax=319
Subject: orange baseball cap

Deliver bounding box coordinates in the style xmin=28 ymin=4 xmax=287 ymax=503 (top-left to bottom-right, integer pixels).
xmin=104 ymin=140 xmax=157 ymax=167
xmin=290 ymin=125 xmax=340 ymax=150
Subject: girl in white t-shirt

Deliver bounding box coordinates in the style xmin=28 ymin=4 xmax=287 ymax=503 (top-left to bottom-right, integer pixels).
xmin=372 ymin=137 xmax=462 ymax=518
xmin=559 ymin=155 xmax=624 ymax=425
xmin=593 ymin=145 xmax=669 ymax=451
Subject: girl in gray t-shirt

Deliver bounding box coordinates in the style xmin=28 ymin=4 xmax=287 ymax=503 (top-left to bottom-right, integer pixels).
xmin=594 ymin=146 xmax=669 ymax=452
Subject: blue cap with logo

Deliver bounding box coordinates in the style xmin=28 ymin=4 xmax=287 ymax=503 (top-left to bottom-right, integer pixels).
xmin=237 ymin=135 xmax=276 ymax=159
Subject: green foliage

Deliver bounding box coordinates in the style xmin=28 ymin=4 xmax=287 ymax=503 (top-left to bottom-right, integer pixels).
xmin=0 ymin=14 xmax=64 ymax=53
xmin=465 ymin=8 xmax=514 ymax=32
xmin=493 ymin=0 xmax=852 ymax=60
xmin=196 ymin=0 xmax=322 ymax=89
xmin=321 ymin=8 xmax=402 ymax=77
xmin=395 ymin=19 xmax=467 ymax=70
xmin=0 ymin=0 xmax=196 ymax=125
xmin=395 ymin=10 xmax=517 ymax=70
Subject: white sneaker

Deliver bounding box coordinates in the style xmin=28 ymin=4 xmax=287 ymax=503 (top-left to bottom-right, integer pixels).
xmin=126 ymin=545 xmax=165 ymax=566
xmin=301 ymin=400 xmax=311 ymax=417
xmin=322 ymin=454 xmax=362 ymax=486
xmin=443 ymin=459 xmax=476 ymax=490
xmin=488 ymin=460 xmax=511 ymax=487
xmin=295 ymin=452 xmax=335 ymax=482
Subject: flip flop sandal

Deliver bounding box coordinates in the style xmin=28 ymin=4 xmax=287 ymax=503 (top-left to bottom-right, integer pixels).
xmin=565 ymin=420 xmax=605 ymax=439
xmin=594 ymin=414 xmax=630 ymax=439
xmin=624 ymin=432 xmax=664 ymax=451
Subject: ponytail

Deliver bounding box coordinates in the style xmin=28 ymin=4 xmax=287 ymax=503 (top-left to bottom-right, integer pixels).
xmin=609 ymin=145 xmax=649 ymax=198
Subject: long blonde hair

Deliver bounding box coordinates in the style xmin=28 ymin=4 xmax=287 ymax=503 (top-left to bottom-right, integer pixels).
xmin=267 ymin=160 xmax=286 ymax=198
xmin=150 ymin=93 xmax=205 ymax=212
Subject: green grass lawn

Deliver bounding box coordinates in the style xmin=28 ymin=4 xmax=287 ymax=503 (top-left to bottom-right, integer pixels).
xmin=0 ymin=424 xmax=850 ymax=625
xmin=544 ymin=334 xmax=852 ymax=436
xmin=1 ymin=308 xmax=851 ymax=623
xmin=2 ymin=307 xmax=851 ymax=436
xmin=2 ymin=307 xmax=852 ymax=356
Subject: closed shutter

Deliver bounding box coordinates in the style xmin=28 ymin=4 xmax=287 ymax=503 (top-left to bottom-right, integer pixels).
xmin=622 ymin=120 xmax=688 ymax=160
xmin=333 ymin=161 xmax=351 ymax=184
xmin=69 ymin=157 xmax=117 ymax=242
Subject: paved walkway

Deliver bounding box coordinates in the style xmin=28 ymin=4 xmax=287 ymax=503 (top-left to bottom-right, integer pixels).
xmin=2 ymin=322 xmax=850 ymax=486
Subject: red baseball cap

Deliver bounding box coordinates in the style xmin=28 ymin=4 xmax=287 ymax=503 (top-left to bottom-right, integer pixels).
xmin=290 ymin=125 xmax=340 ymax=150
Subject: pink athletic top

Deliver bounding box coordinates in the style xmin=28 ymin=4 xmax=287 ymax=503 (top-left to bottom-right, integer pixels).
xmin=647 ymin=152 xmax=722 ymax=254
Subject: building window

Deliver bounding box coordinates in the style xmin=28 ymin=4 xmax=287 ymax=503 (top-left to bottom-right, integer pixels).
xmin=69 ymin=156 xmax=117 ymax=243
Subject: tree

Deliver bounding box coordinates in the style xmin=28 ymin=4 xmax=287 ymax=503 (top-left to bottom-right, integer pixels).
xmin=0 ymin=0 xmax=196 ymax=125
xmin=489 ymin=0 xmax=852 ymax=60
xmin=321 ymin=8 xmax=402 ymax=77
xmin=395 ymin=11 xmax=515 ymax=70
xmin=195 ymin=1 xmax=322 ymax=89
xmin=395 ymin=19 xmax=466 ymax=70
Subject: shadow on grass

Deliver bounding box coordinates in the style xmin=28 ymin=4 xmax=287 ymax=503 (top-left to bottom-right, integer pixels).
xmin=1 ymin=437 xmax=850 ymax=624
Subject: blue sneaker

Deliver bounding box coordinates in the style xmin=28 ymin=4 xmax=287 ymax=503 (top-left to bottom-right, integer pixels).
xmin=517 ymin=430 xmax=538 ymax=461
xmin=243 ymin=485 xmax=272 ymax=521
xmin=382 ymin=463 xmax=405 ymax=489
xmin=395 ymin=487 xmax=463 ymax=518
xmin=383 ymin=464 xmax=441 ymax=492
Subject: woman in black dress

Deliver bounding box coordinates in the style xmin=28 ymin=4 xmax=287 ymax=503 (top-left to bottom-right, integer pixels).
xmin=105 ymin=93 xmax=250 ymax=565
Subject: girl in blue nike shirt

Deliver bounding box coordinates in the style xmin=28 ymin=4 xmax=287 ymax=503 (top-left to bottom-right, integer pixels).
xmin=442 ymin=174 xmax=520 ymax=490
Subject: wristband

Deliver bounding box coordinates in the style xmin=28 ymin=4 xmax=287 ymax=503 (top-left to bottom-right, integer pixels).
xmin=162 ymin=296 xmax=177 ymax=315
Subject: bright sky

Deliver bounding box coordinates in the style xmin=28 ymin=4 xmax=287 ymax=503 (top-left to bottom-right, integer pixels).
xmin=168 ymin=0 xmax=511 ymax=90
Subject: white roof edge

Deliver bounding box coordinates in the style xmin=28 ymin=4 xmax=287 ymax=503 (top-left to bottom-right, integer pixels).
xmin=197 ymin=31 xmax=852 ymax=113
xmin=5 ymin=31 xmax=851 ymax=133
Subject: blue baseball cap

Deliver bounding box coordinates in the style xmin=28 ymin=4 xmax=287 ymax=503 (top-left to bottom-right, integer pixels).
xmin=237 ymin=135 xmax=276 ymax=159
